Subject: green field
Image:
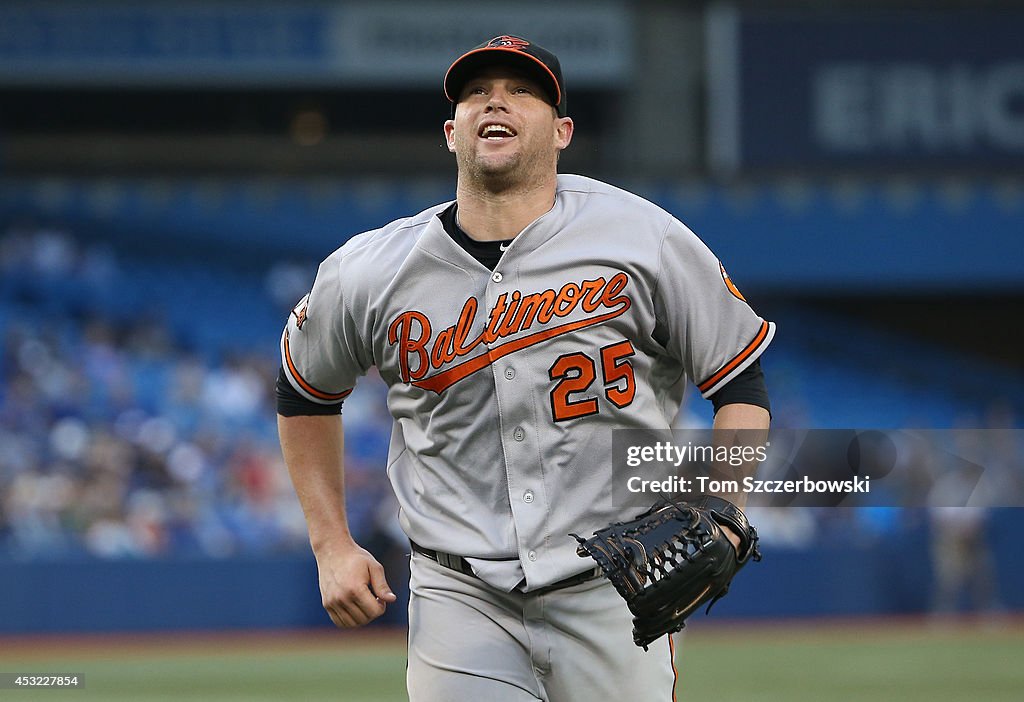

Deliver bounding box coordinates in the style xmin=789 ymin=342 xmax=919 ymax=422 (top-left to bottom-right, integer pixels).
xmin=1 ymin=619 xmax=1021 ymax=701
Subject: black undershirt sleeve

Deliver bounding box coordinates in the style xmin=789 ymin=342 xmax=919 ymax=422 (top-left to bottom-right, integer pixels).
xmin=709 ymin=358 xmax=771 ymax=416
xmin=275 ymin=366 xmax=344 ymax=416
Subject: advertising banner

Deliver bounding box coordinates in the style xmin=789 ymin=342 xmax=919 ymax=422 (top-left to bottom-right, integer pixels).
xmin=707 ymin=7 xmax=1024 ymax=173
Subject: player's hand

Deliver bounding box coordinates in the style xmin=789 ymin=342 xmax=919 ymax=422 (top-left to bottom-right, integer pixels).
xmin=314 ymin=542 xmax=397 ymax=628
xmin=721 ymin=524 xmax=742 ymax=554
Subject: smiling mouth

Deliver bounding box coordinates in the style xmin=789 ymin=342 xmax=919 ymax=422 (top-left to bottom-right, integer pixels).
xmin=479 ymin=124 xmax=517 ymax=140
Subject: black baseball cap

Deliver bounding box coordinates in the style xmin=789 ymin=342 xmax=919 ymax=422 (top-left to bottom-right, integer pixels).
xmin=444 ymin=35 xmax=567 ymax=117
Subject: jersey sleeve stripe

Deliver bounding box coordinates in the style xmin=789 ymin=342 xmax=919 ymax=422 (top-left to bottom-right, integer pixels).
xmin=282 ymin=329 xmax=353 ymax=402
xmin=697 ymin=320 xmax=772 ymax=396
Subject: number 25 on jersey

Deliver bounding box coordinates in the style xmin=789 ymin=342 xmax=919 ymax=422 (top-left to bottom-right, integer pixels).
xmin=548 ymin=340 xmax=636 ymax=422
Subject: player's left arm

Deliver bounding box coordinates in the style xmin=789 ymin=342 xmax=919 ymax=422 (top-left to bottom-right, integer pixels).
xmin=709 ymin=402 xmax=769 ymax=551
xmin=705 ymin=353 xmax=772 ymax=546
xmin=653 ymin=214 xmax=774 ymax=531
xmin=712 ymin=402 xmax=770 ymax=502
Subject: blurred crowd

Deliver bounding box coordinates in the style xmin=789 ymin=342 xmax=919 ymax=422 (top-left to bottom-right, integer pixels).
xmin=0 ymin=219 xmax=1020 ymax=612
xmin=0 ymin=221 xmax=396 ymax=560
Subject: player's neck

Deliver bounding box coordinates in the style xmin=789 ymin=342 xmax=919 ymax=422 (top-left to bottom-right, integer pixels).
xmin=455 ymin=177 xmax=557 ymax=242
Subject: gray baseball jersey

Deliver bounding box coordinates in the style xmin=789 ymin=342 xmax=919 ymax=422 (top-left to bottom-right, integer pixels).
xmin=281 ymin=174 xmax=775 ymax=591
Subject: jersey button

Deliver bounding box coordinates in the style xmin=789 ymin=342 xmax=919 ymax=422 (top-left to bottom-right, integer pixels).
xmin=523 ymin=490 xmax=534 ymax=503
xmin=491 ymin=272 xmax=503 ymax=283
xmin=504 ymin=367 xmax=516 ymax=380
xmin=513 ymin=427 xmax=525 ymax=442
xmin=528 ymin=550 xmax=538 ymax=562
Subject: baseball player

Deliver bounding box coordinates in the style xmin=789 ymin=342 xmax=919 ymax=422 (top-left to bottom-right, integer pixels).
xmin=277 ymin=35 xmax=773 ymax=701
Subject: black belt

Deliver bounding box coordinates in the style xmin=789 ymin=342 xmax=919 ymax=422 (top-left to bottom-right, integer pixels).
xmin=409 ymin=541 xmax=475 ymax=576
xmin=410 ymin=541 xmax=601 ymax=593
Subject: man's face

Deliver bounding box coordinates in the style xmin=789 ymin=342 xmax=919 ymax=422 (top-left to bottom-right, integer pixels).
xmin=444 ymin=67 xmax=573 ymax=191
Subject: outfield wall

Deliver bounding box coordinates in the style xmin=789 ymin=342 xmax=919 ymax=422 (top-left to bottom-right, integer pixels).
xmin=2 ymin=515 xmax=1021 ymax=634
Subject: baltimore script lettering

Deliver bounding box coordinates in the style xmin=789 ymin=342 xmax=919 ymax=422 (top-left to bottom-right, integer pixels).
xmin=388 ymin=272 xmax=632 ymax=393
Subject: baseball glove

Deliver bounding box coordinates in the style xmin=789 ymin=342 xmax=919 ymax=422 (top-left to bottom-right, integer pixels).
xmin=571 ymin=495 xmax=761 ymax=649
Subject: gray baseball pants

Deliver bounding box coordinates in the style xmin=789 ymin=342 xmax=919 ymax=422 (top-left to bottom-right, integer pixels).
xmin=407 ymin=551 xmax=678 ymax=701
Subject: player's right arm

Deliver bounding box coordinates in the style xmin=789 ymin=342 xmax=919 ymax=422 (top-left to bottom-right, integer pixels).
xmin=278 ymin=413 xmax=396 ymax=627
xmin=276 ymin=251 xmax=393 ymax=627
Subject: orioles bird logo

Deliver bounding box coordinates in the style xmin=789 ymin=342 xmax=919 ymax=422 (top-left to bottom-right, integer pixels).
xmin=719 ymin=262 xmax=746 ymax=302
xmin=291 ymin=297 xmax=309 ymax=330
xmin=487 ymin=35 xmax=530 ymax=50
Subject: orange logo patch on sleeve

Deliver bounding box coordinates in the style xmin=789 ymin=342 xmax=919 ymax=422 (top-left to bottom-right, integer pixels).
xmin=719 ymin=262 xmax=746 ymax=302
